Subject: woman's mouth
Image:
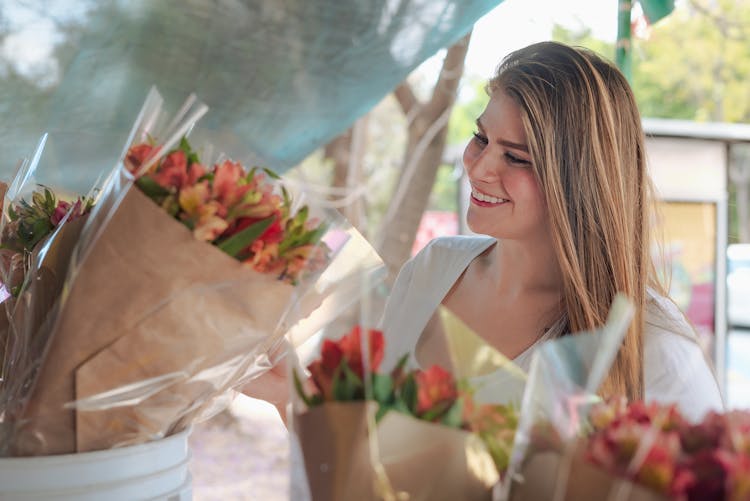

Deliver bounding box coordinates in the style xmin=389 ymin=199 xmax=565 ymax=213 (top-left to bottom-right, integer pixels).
xmin=471 ymin=189 xmax=510 ymax=206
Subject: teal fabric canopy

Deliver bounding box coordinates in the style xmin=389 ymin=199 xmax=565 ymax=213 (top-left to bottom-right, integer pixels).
xmin=0 ymin=0 xmax=501 ymax=191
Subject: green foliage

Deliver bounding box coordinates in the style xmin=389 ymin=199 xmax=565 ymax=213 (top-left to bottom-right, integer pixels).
xmin=4 ymin=187 xmax=58 ymax=252
xmin=552 ymin=1 xmax=750 ymax=124
xmin=216 ymin=216 xmax=275 ymax=258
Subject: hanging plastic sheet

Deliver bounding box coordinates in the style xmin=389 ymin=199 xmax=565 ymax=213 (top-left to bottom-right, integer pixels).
xmin=0 ymin=0 xmax=503 ymax=190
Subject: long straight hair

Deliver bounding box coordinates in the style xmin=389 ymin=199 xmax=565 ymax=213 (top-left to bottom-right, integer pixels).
xmin=489 ymin=41 xmax=661 ymax=400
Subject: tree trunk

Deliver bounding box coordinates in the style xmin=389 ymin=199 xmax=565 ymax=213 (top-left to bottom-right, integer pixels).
xmin=378 ymin=32 xmax=472 ymax=282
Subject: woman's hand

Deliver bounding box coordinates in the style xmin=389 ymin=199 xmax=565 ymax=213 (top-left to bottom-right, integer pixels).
xmin=241 ymin=358 xmax=289 ymax=426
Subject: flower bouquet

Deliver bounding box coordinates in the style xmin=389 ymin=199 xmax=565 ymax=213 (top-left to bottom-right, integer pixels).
xmin=512 ymin=398 xmax=750 ymax=501
xmin=291 ymin=323 xmax=520 ymax=500
xmin=5 ymin=88 xmax=385 ymax=456
xmin=501 ymin=294 xmax=716 ymax=501
xmin=0 ymin=136 xmax=99 ymax=450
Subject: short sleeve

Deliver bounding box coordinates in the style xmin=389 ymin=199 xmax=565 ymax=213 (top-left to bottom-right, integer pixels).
xmin=643 ymin=296 xmax=725 ymax=422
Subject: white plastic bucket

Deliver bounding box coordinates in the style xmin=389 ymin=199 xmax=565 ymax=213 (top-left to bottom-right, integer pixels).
xmin=0 ymin=430 xmax=192 ymax=500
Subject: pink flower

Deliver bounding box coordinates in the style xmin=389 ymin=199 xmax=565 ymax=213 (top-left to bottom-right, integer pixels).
xmin=50 ymin=199 xmax=86 ymax=226
xmin=634 ymin=434 xmax=681 ymax=494
xmin=50 ymin=200 xmax=72 ymax=226
xmin=590 ymin=396 xmax=628 ymax=430
xmin=415 ymin=365 xmax=458 ymax=417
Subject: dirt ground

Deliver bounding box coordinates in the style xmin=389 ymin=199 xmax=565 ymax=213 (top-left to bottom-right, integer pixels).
xmin=190 ymin=396 xmax=290 ymax=501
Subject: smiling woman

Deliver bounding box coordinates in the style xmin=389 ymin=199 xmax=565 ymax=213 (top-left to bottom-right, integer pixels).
xmin=380 ymin=41 xmax=723 ymax=422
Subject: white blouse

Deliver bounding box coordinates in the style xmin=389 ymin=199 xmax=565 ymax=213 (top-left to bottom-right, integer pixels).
xmin=379 ymin=236 xmax=724 ymax=423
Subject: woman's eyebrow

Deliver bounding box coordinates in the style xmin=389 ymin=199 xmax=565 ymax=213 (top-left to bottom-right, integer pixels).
xmin=475 ymin=117 xmax=529 ymax=152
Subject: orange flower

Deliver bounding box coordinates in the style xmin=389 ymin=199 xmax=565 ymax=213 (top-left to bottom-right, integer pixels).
xmin=247 ymin=240 xmax=285 ymax=274
xmin=212 ymin=160 xmax=250 ymax=208
xmin=415 ymin=365 xmax=457 ymax=416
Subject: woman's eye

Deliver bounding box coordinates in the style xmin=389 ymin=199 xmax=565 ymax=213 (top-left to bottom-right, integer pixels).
xmin=472 ymin=131 xmax=488 ymax=146
xmin=505 ymin=152 xmax=531 ymax=165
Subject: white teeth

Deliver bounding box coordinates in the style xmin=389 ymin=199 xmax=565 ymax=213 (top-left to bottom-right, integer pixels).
xmin=472 ymin=190 xmax=507 ymax=204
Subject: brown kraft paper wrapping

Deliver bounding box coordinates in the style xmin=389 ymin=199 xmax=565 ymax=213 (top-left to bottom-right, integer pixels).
xmin=509 ymin=445 xmax=667 ymax=501
xmin=4 ymin=217 xmax=88 ymax=410
xmin=296 ymin=402 xmax=499 ymax=501
xmin=17 ymin=182 xmax=296 ymax=455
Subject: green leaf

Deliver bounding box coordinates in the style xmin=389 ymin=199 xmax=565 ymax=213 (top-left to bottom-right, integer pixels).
xmin=332 ymin=364 xmax=349 ymax=401
xmin=294 ymin=206 xmax=309 ymax=225
xmin=392 ymin=398 xmax=412 ymax=416
xmin=420 ymin=400 xmax=452 ymax=423
xmin=440 ymin=399 xmax=464 ymax=428
xmin=372 ymin=373 xmax=394 ymax=404
xmin=178 ymin=136 xmax=201 ymax=166
xmin=216 ymin=216 xmax=274 ymax=257
xmin=262 ymin=167 xmax=281 ymax=180
xmin=292 ymin=369 xmax=313 ymax=407
xmin=341 ymin=360 xmax=363 ymax=398
xmin=375 ymin=404 xmax=391 ymax=422
xmin=43 ymin=187 xmax=55 ymax=211
xmin=135 ymin=176 xmax=171 ymax=199
xmin=393 ymin=353 xmax=410 ymax=375
xmin=400 ymin=374 xmax=418 ymax=414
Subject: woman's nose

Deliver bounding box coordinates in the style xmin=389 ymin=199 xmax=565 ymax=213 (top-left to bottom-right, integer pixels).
xmin=464 ymin=144 xmax=497 ymax=181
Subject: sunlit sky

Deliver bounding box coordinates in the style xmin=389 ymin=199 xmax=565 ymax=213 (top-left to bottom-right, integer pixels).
xmin=464 ymin=0 xmax=620 ymax=78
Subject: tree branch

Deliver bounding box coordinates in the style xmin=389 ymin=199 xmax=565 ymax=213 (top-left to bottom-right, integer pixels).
xmin=425 ymin=30 xmax=472 ymax=119
xmin=394 ymin=82 xmax=418 ymax=116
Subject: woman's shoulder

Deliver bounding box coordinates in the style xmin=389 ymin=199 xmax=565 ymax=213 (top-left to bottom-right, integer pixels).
xmin=643 ymin=291 xmax=724 ymax=421
xmin=417 ymin=235 xmax=496 ymax=257
xmin=407 ymin=235 xmax=494 ymax=272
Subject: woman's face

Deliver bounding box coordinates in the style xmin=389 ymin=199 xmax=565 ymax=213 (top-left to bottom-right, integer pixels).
xmin=462 ymin=89 xmax=548 ymax=242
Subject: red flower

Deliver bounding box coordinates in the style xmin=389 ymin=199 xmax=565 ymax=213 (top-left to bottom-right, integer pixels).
xmin=682 ymin=449 xmax=733 ymax=501
xmin=307 ymin=339 xmax=344 ymax=399
xmin=153 ymin=150 xmax=188 ymax=189
xmin=680 ymin=411 xmax=728 ymax=454
xmin=125 ymin=143 xmax=157 ymax=173
xmin=337 ymin=326 xmax=384 ymax=379
xmin=415 ymin=365 xmax=458 ymax=417
xmin=305 ymin=326 xmax=384 ymax=400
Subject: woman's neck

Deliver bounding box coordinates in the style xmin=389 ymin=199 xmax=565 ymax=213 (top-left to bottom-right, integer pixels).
xmin=488 ymin=234 xmax=563 ymax=299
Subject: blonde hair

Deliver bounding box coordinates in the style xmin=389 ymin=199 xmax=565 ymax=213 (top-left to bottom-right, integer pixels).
xmin=489 ymin=41 xmax=662 ymax=400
